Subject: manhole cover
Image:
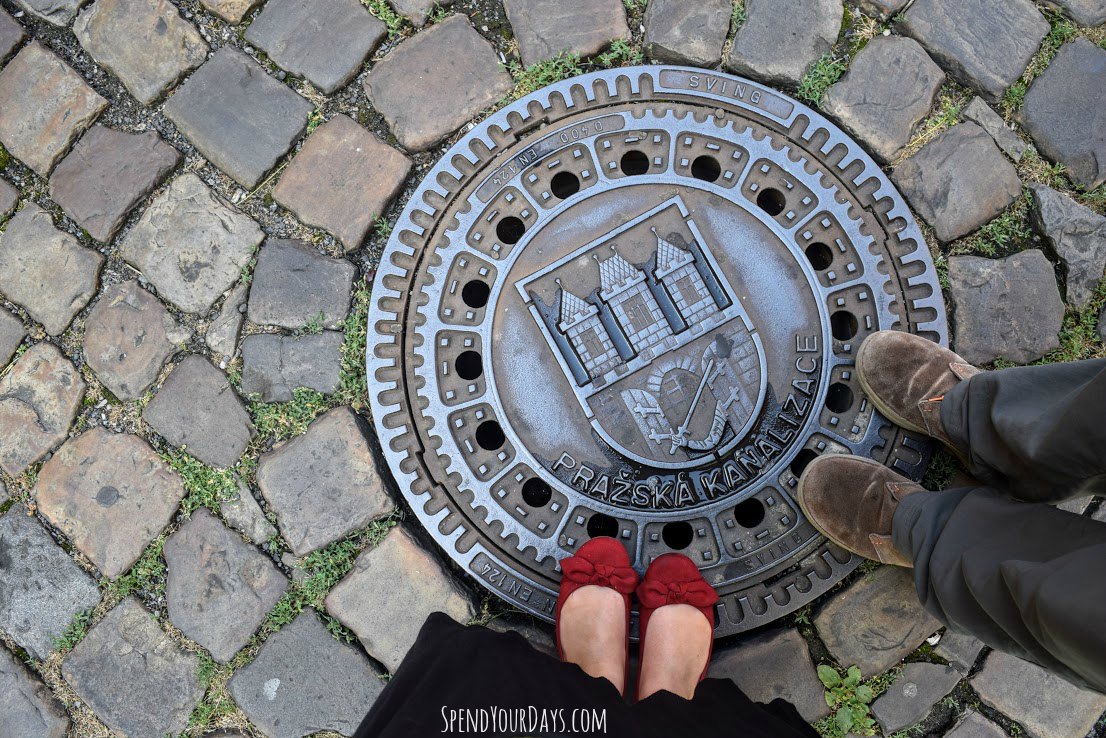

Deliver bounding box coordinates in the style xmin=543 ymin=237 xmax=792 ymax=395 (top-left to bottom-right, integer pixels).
xmin=367 ymin=67 xmax=948 ymax=637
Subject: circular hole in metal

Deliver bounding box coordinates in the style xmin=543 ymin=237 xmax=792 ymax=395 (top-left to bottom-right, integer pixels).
xmin=496 ymin=216 xmax=526 ymax=245
xmin=461 ymin=280 xmax=491 ymax=309
xmin=825 ymin=382 xmax=854 ymax=413
xmin=586 ymin=513 xmax=619 ymax=539
xmin=550 ymin=171 xmax=581 ymax=199
xmin=620 ymin=150 xmax=650 ymax=176
xmin=831 ymin=310 xmax=859 ymax=340
xmin=662 ymin=520 xmax=694 ymax=549
xmin=475 ymin=420 xmax=506 ymax=450
xmin=733 ymin=498 xmax=766 ymax=528
xmin=756 ymin=187 xmax=787 ymax=216
xmin=790 ymin=448 xmax=819 ymax=478
xmin=455 ymin=350 xmax=483 ymax=381
xmin=521 ymin=478 xmax=552 ymax=507
xmin=805 ymin=242 xmax=834 ymax=271
xmin=691 ymin=155 xmax=722 ymax=183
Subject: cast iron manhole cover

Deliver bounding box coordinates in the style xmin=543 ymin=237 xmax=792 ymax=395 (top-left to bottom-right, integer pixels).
xmin=367 ymin=67 xmax=948 ymax=637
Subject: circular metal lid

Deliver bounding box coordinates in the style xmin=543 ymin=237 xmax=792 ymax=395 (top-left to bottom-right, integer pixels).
xmin=367 ymin=66 xmax=947 ymax=637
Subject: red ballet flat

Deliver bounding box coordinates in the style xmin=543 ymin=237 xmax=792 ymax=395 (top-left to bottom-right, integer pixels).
xmin=635 ymin=553 xmax=718 ymax=698
xmin=555 ymin=537 xmax=639 ymax=693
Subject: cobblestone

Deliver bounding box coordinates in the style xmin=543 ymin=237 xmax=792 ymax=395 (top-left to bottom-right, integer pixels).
xmin=1030 ymin=184 xmax=1106 ymax=310
xmin=1040 ymin=0 xmax=1106 ymax=26
xmin=0 ymin=202 xmax=103 ymax=336
xmin=199 ymin=0 xmax=261 ymax=24
xmin=120 ymin=173 xmax=263 ymax=315
xmin=246 ymin=238 xmax=355 ymax=329
xmin=245 ymin=0 xmax=385 ymax=95
xmin=63 ymin=598 xmax=204 ymax=738
xmin=503 ymin=0 xmax=629 ymax=67
xmin=0 ymin=510 xmax=100 ymax=660
xmin=220 ymin=478 xmax=278 ymax=545
xmin=228 ymin=610 xmax=384 ymax=738
xmin=74 ymin=0 xmax=207 ymax=105
xmin=0 ymin=42 xmax=107 ymax=176
xmin=946 ymin=711 xmax=1008 ymax=738
xmin=363 ymin=16 xmax=513 ymax=152
xmin=962 ymin=97 xmax=1029 ymax=163
xmin=142 ymin=354 xmax=254 ymax=468
xmin=0 ymin=645 xmax=70 ymax=738
xmin=0 ymin=9 xmax=24 ymax=63
xmin=0 ymin=343 xmax=85 ymax=477
xmin=164 ymin=47 xmax=312 ymax=188
xmin=643 ymin=0 xmax=729 ymax=68
xmin=726 ymin=0 xmax=843 ymax=88
xmin=273 ymin=115 xmax=411 ymax=252
xmin=36 ymin=428 xmax=185 ymax=578
xmin=0 ymin=177 xmax=15 ymax=216
xmin=257 ymin=407 xmax=392 ymax=555
xmin=240 ymin=331 xmax=344 ymax=402
xmin=0 ymin=306 xmax=25 ymax=368
xmin=935 ymin=630 xmax=986 ymax=675
xmin=15 ymin=0 xmax=86 ymax=26
xmin=206 ymin=282 xmax=249 ymax=358
xmin=871 ymin=661 xmax=961 ymax=733
xmin=326 ymin=525 xmax=475 ymax=672
xmin=948 ymin=250 xmax=1065 ymax=365
xmin=50 ymin=125 xmax=180 ymax=243
xmin=164 ymin=508 xmax=287 ymax=662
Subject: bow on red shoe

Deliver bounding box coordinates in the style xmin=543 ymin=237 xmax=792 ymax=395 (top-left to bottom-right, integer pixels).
xmin=637 ymin=577 xmax=719 ymax=609
xmin=561 ymin=557 xmax=639 ymax=593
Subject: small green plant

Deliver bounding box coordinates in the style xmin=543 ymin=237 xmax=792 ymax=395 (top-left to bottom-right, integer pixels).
xmin=372 ymin=216 xmax=393 ymax=243
xmin=951 ymin=192 xmax=1032 ymax=258
xmin=797 ymin=54 xmax=848 ymax=106
xmin=816 ymin=665 xmax=877 ymax=737
xmin=1002 ymin=13 xmax=1078 ymax=117
xmin=54 ymin=608 xmax=95 ymax=652
xmin=622 ymin=0 xmax=648 ymax=12
xmin=105 ymin=534 xmax=168 ymax=601
xmin=336 ymin=286 xmax=371 ymax=410
xmin=427 ymin=4 xmax=451 ymax=23
xmin=250 ymin=387 xmax=329 ymax=441
xmin=296 ymin=311 xmax=326 ymax=336
xmin=306 ymin=108 xmax=325 ymax=135
xmin=730 ymin=0 xmax=746 ymax=33
xmin=360 ymin=0 xmax=406 ymax=37
xmin=163 ymin=450 xmax=242 ymax=515
xmin=595 ymin=39 xmax=643 ymax=68
xmin=0 ymin=142 xmax=10 ymax=169
xmin=506 ymin=52 xmax=585 ymax=100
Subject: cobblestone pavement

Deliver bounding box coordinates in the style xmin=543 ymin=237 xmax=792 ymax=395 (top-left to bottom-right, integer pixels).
xmin=0 ymin=0 xmax=1104 ymax=736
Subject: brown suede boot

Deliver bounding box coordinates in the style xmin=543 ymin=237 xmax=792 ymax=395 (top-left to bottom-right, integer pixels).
xmin=796 ymin=455 xmax=923 ymax=567
xmin=856 ymin=331 xmax=981 ymax=464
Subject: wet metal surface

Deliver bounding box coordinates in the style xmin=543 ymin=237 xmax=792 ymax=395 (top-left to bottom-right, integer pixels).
xmin=367 ymin=67 xmax=948 ymax=637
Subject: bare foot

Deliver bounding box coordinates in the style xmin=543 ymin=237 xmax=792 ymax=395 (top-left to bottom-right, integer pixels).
xmin=637 ymin=604 xmax=712 ymax=700
xmin=559 ymin=585 xmax=627 ymax=693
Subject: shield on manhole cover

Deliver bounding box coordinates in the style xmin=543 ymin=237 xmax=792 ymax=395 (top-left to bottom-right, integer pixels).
xmin=366 ymin=67 xmax=947 ymax=637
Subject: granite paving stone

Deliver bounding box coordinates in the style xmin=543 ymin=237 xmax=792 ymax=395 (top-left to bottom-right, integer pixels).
xmin=0 ymin=645 xmax=70 ymax=738
xmin=273 ymin=115 xmax=411 ymax=252
xmin=972 ymin=650 xmax=1106 ymax=738
xmin=900 ymin=0 xmax=1048 ymax=104
xmin=707 ymin=626 xmax=829 ymax=721
xmin=0 ymin=306 xmax=25 ymax=368
xmin=871 ymin=662 xmax=961 ymax=733
xmin=245 ymin=0 xmax=385 ymax=95
xmin=0 ymin=203 xmax=103 ymax=335
xmin=823 ymin=35 xmax=944 ymax=163
xmin=946 ymin=711 xmax=1009 ymax=738
xmin=119 ymin=173 xmax=264 ymax=314
xmin=726 ymin=0 xmax=843 ymax=88
xmin=164 ymin=508 xmax=287 ymax=662
xmin=15 ymin=0 xmax=86 ymax=26
xmin=1040 ymin=0 xmax=1106 ymax=26
xmin=143 ymin=354 xmax=254 ymax=468
xmin=962 ymin=97 xmax=1029 ymax=163
xmin=364 ymin=16 xmax=514 ymax=152
xmin=247 ymin=239 xmax=355 ymax=329
xmin=257 ymin=407 xmax=392 ymax=555
xmin=643 ymin=0 xmax=729 ymax=68
xmin=0 ymin=480 xmax=6 ymax=506
xmin=0 ymin=343 xmax=85 ymax=477
xmin=199 ymin=0 xmax=261 ymax=23
xmin=1030 ymin=184 xmax=1106 ymax=310
xmin=63 ymin=598 xmax=204 ymax=738
xmin=948 ymin=250 xmax=1066 ymax=365
xmin=814 ymin=566 xmax=940 ymax=675
xmin=856 ymin=0 xmax=907 ymax=18
xmin=0 ymin=9 xmax=23 ymax=64
xmin=1055 ymin=495 xmax=1093 ymax=515
xmin=503 ymin=0 xmax=629 ymax=67
xmin=0 ymin=510 xmax=101 ymax=660
xmin=326 ymin=525 xmax=475 ymax=672
xmin=220 ymin=478 xmax=278 ymax=545
xmin=206 ymin=283 xmax=249 ymax=358
xmin=0 ymin=178 xmax=16 ymax=216
xmin=1021 ymin=39 xmax=1106 ymax=190
xmin=84 ymin=280 xmax=188 ymax=401
xmin=228 ymin=610 xmax=384 ymax=738
xmin=0 ymin=43 xmax=107 ymax=176
xmin=892 ymin=122 xmax=1022 ymax=243
xmin=49 ymin=125 xmax=180 ymax=243
xmin=241 ymin=331 xmax=344 ymax=402
xmin=394 ymin=0 xmax=455 ymax=26
xmin=164 ymin=47 xmax=312 ymax=188
xmin=35 ymin=428 xmax=185 ymax=578
xmin=935 ymin=630 xmax=986 ymax=675
xmin=74 ymin=0 xmax=208 ymax=105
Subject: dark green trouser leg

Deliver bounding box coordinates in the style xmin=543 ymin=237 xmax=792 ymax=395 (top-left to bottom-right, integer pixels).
xmin=891 ymin=359 xmax=1106 ymax=693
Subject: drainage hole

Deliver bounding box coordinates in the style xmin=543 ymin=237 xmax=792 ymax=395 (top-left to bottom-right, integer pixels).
xmin=586 ymin=513 xmax=619 ymax=539
xmin=825 ymin=382 xmax=854 ymax=413
xmin=455 ymin=351 xmax=483 ymax=381
xmin=550 ymin=171 xmax=581 ymax=199
xmin=661 ymin=520 xmax=694 ymax=550
xmin=461 ymin=280 xmax=490 ymax=309
xmin=475 ymin=420 xmax=506 ymax=450
xmin=790 ymin=448 xmax=819 ymax=479
xmin=830 ymin=310 xmax=859 ymax=340
xmin=496 ymin=216 xmax=526 ymax=245
xmin=733 ymin=498 xmax=766 ymax=528
xmin=691 ymin=155 xmax=721 ymax=183
xmin=620 ymin=150 xmax=650 ymax=176
xmin=805 ymin=242 xmax=834 ymax=271
xmin=756 ymin=187 xmax=787 ymax=216
xmin=521 ymin=478 xmax=552 ymax=507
